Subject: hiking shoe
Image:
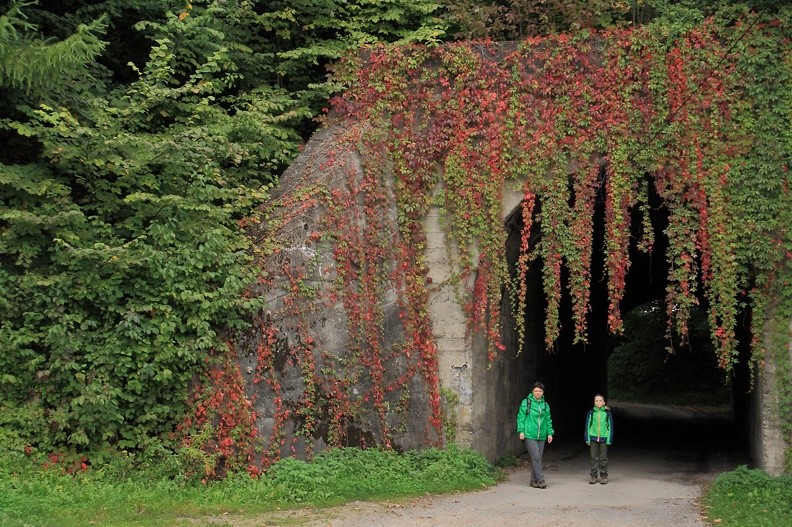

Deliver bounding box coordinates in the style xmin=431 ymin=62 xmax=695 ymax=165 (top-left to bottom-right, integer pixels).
xmin=589 ymin=475 xmax=597 ymax=484
xmin=538 ymin=481 xmax=547 ymax=489
xmin=600 ymin=475 xmax=608 ymax=485
xmin=530 ymin=480 xmax=539 ymax=488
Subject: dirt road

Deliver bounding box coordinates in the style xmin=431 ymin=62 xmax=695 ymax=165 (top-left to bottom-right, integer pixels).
xmin=228 ymin=402 xmax=744 ymax=527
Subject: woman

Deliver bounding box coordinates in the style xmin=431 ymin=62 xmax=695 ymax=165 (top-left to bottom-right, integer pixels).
xmin=517 ymin=381 xmax=555 ymax=488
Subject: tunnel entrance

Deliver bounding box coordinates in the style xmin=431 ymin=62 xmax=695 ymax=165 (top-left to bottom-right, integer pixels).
xmin=501 ymin=181 xmax=752 ymax=464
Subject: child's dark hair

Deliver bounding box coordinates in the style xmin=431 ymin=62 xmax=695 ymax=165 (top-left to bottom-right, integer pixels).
xmin=594 ymin=393 xmax=606 ymax=402
xmin=533 ymin=382 xmax=545 ymax=390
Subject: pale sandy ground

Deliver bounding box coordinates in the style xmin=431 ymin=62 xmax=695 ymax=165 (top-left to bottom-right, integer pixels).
xmin=208 ymin=402 xmax=745 ymax=527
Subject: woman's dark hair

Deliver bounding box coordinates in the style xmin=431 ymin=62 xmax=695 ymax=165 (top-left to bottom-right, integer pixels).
xmin=533 ymin=382 xmax=545 ymax=390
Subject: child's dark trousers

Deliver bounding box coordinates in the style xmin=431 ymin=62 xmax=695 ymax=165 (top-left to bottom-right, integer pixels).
xmin=590 ymin=441 xmax=608 ymax=476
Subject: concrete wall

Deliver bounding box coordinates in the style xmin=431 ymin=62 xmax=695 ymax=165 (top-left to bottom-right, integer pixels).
xmin=423 ymin=184 xmax=536 ymax=461
xmin=749 ymin=317 xmax=791 ymax=476
xmin=424 ymin=203 xmax=476 ymax=447
xmin=241 ymin=125 xmax=437 ymax=457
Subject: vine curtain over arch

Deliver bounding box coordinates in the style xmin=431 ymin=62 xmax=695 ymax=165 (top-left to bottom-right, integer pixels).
xmin=229 ymin=14 xmax=789 ymax=468
xmin=326 ymin=15 xmax=790 ymax=372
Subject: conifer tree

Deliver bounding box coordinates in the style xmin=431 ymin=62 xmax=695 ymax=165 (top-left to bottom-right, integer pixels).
xmin=0 ymin=2 xmax=106 ymax=94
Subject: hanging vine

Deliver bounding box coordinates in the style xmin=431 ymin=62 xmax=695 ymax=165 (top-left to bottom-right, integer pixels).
xmin=328 ymin=12 xmax=789 ymax=447
xmin=188 ymin=13 xmax=790 ymax=474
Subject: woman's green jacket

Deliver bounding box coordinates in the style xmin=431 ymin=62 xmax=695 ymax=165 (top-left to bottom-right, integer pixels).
xmin=516 ymin=395 xmax=554 ymax=440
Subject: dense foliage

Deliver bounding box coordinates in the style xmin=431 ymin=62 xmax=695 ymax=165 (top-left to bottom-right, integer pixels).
xmin=0 ymin=0 xmax=443 ymax=455
xmin=1 ymin=0 xmax=790 ymax=473
xmin=442 ymin=0 xmax=787 ymax=39
xmin=328 ymin=7 xmax=791 ymax=365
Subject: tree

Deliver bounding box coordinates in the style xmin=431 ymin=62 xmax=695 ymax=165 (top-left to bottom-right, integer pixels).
xmin=0 ymin=1 xmax=288 ymax=450
xmin=0 ymin=1 xmax=106 ymax=94
xmin=439 ymin=0 xmax=789 ymax=39
xmin=0 ymin=0 xmax=448 ymax=454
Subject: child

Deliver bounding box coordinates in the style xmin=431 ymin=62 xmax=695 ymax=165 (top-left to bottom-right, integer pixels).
xmin=584 ymin=394 xmax=613 ymax=484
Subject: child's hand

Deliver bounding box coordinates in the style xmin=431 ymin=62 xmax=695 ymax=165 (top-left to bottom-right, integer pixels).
xmin=586 ymin=442 xmax=590 ymax=446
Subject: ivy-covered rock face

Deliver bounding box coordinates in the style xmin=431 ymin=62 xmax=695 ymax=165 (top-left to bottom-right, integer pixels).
xmin=203 ymin=14 xmax=791 ymax=473
xmin=332 ymin=15 xmax=790 ymax=370
xmin=239 ymin=125 xmax=443 ymax=467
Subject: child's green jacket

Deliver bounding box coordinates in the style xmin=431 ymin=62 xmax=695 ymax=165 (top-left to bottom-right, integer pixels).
xmin=584 ymin=406 xmax=614 ymax=445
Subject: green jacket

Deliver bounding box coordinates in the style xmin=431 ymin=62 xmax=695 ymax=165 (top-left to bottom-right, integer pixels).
xmin=584 ymin=406 xmax=613 ymax=445
xmin=516 ymin=395 xmax=554 ymax=440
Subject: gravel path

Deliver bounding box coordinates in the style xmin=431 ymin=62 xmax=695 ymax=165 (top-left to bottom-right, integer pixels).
xmin=218 ymin=402 xmax=743 ymax=527
xmin=279 ymin=446 xmax=717 ymax=527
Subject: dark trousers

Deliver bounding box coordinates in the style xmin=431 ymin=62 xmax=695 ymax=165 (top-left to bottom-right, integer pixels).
xmin=524 ymin=439 xmax=546 ymax=483
xmin=590 ymin=441 xmax=608 ymax=476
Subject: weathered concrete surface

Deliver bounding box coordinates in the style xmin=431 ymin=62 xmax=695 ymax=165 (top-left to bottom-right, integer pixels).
xmin=240 ymin=124 xmax=436 ymax=457
xmin=749 ymin=316 xmax=792 ymax=476
xmin=424 ymin=205 xmax=474 ymax=447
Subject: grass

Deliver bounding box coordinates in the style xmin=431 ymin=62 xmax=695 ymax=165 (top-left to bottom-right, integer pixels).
xmin=702 ymin=466 xmax=792 ymax=527
xmin=4 ymin=446 xmax=790 ymax=527
xmin=0 ymin=445 xmax=499 ymax=527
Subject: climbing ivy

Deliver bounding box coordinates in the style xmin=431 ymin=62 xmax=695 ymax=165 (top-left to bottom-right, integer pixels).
xmin=244 ymin=10 xmax=791 ymax=469
xmin=177 ymin=9 xmax=790 ymax=474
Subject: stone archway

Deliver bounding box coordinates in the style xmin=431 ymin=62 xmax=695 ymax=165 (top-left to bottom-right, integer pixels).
xmin=423 ymin=181 xmax=788 ymax=474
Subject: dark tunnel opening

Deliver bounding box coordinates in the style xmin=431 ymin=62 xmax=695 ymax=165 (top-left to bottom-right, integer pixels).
xmin=501 ymin=179 xmax=752 ymax=467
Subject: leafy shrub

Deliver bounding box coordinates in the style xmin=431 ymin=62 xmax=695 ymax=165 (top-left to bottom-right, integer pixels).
xmin=703 ymin=466 xmax=792 ymax=527
xmin=0 ymin=401 xmax=49 ymax=454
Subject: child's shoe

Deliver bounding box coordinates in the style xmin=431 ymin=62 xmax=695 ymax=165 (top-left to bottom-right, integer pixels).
xmin=589 ymin=475 xmax=597 ymax=484
xmin=600 ymin=475 xmax=608 ymax=485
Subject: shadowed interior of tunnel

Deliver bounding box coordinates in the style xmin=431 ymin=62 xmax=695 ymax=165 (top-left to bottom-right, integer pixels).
xmin=500 ymin=177 xmax=752 ymax=467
